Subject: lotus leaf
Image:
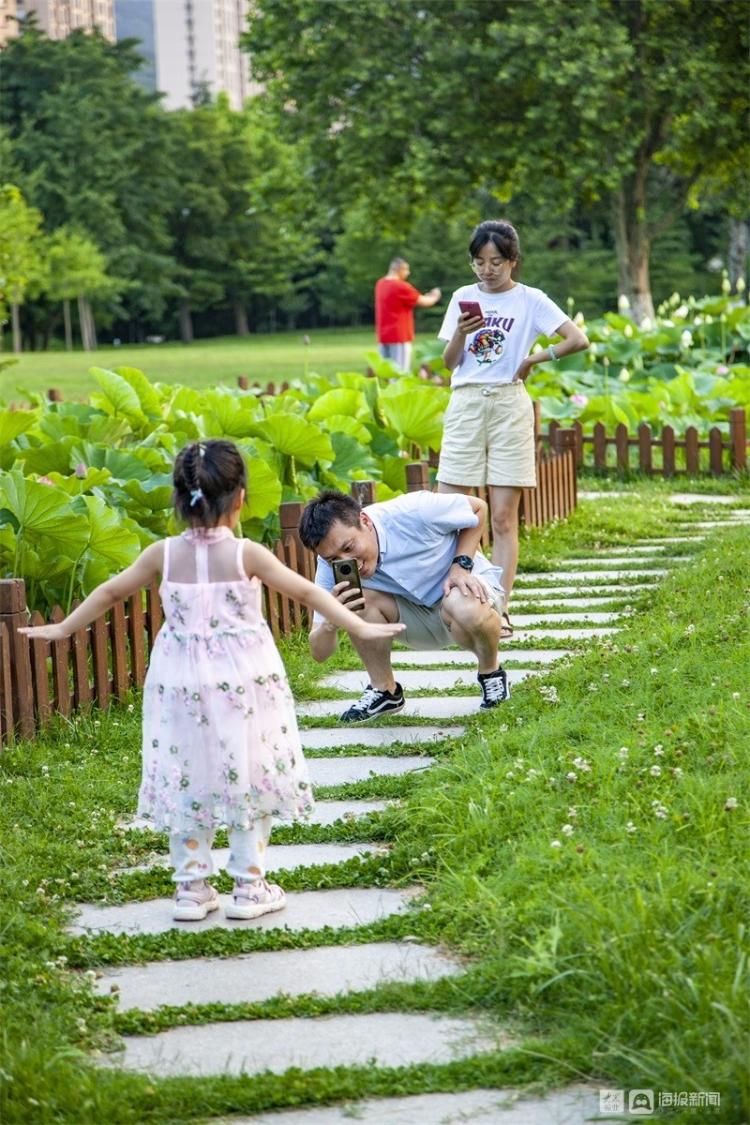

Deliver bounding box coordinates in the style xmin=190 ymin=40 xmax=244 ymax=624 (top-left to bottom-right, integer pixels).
xmin=123 ymin=475 xmax=175 ymax=512
xmin=198 ymin=389 xmax=263 ymax=438
xmin=0 ymin=469 xmax=90 ymax=561
xmin=71 ymin=445 xmax=170 ymax=481
xmin=240 ymin=456 xmax=283 ymax=521
xmin=13 ymin=437 xmax=81 ymax=477
xmin=47 ymin=468 xmax=113 ymax=495
xmin=379 ymin=380 xmax=449 ymax=452
xmin=327 ymin=432 xmax=379 ymax=482
xmin=253 ymin=414 xmax=333 ymax=468
xmin=321 ymin=414 xmax=372 ymax=445
xmin=90 ymin=367 xmax=147 ymax=425
xmin=70 ymin=494 xmax=143 ymax=593
xmin=114 ymin=366 xmax=163 ymax=419
xmin=307 ymin=388 xmax=368 ymax=423
xmin=379 ymin=454 xmax=407 ymax=494
xmin=0 ymin=409 xmax=36 ymax=447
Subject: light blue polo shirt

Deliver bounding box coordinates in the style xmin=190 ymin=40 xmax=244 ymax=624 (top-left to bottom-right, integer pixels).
xmin=312 ymin=491 xmax=503 ymax=625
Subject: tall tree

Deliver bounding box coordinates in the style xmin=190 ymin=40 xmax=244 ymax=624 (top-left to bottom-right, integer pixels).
xmin=0 ymin=184 xmax=47 ymax=352
xmin=46 ymin=228 xmax=121 ymax=351
xmin=0 ymin=25 xmax=179 ymax=333
xmin=246 ymin=0 xmax=750 ymax=322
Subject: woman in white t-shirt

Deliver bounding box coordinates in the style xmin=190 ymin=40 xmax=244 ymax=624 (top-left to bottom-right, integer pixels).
xmin=437 ymin=219 xmax=589 ymax=636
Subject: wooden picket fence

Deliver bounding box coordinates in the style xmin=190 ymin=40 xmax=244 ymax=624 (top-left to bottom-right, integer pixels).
xmin=541 ymin=407 xmax=747 ymax=477
xmin=0 ymin=429 xmax=577 ymax=747
xmin=0 ymin=502 xmax=315 ymax=747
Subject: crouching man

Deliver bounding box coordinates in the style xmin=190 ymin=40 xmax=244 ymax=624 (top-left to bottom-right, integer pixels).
xmin=298 ymin=488 xmax=508 ymax=722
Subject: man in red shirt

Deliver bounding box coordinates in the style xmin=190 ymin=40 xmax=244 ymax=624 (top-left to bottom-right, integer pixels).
xmin=374 ymin=258 xmax=441 ymax=373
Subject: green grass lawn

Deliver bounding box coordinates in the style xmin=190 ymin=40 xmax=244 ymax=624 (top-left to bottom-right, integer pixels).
xmin=0 ymin=495 xmax=748 ymax=1122
xmin=0 ymin=328 xmax=433 ymax=402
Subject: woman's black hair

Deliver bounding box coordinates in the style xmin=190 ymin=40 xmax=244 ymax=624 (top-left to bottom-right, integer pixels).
xmin=469 ymin=219 xmax=521 ymax=263
xmin=298 ymin=490 xmax=362 ymax=550
xmin=173 ymin=439 xmax=247 ymax=526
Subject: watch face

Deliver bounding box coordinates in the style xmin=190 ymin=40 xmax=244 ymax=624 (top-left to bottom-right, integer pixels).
xmin=454 ymin=555 xmax=473 ymax=571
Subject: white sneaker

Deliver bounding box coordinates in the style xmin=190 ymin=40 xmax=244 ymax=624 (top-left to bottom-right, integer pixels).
xmin=225 ymin=877 xmax=287 ymax=920
xmin=173 ymin=880 xmax=220 ymax=922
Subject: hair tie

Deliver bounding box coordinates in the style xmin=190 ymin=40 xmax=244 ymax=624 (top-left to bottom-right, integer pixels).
xmin=197 ymin=442 xmax=206 ymax=459
xmin=189 ymin=488 xmax=203 ymax=507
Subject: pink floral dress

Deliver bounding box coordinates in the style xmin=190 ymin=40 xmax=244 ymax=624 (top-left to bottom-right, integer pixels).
xmin=137 ymin=527 xmax=314 ymax=831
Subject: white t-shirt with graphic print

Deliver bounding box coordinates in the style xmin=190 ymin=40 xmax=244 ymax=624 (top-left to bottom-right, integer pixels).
xmin=438 ymin=282 xmax=567 ymax=387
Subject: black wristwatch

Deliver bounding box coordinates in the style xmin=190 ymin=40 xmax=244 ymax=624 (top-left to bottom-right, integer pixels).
xmin=451 ymin=554 xmax=474 ymax=572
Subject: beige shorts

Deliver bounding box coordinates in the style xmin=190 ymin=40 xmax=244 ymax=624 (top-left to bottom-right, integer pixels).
xmin=394 ymin=586 xmax=504 ymax=651
xmin=437 ymin=382 xmax=537 ymax=488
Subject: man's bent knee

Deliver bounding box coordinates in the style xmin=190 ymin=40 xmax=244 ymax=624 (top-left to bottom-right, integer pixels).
xmin=440 ymin=588 xmax=499 ymax=634
xmin=361 ymin=589 xmax=399 ymax=624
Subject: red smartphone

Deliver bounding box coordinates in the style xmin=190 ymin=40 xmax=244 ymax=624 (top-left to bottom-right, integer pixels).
xmin=458 ymin=300 xmax=484 ymax=320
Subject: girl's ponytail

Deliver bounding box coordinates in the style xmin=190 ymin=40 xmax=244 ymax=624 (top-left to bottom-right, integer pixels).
xmin=173 ymin=440 xmax=247 ymax=526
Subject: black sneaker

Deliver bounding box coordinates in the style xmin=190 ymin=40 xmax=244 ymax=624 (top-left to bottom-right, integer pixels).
xmin=478 ymin=667 xmax=510 ymax=709
xmin=339 ymin=683 xmax=405 ymax=723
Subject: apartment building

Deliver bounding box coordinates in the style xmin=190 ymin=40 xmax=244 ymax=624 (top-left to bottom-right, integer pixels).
xmin=19 ymin=0 xmax=115 ymax=39
xmin=0 ymin=0 xmax=18 ymax=46
xmin=115 ymin=0 xmax=254 ymax=110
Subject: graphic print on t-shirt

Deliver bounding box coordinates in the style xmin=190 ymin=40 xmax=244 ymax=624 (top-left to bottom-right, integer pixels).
xmin=468 ymin=327 xmax=506 ymax=364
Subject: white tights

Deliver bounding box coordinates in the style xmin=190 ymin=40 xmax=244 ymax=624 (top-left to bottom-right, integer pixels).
xmin=169 ymin=816 xmax=273 ymax=884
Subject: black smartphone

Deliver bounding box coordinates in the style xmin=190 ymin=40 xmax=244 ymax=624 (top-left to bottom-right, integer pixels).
xmin=331 ymin=557 xmax=363 ymax=595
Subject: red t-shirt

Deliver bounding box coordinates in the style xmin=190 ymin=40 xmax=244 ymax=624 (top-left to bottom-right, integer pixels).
xmin=374 ymin=277 xmax=421 ymax=343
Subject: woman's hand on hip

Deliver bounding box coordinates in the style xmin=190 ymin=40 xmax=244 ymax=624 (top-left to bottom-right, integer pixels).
xmin=512 ymin=356 xmax=535 ymax=383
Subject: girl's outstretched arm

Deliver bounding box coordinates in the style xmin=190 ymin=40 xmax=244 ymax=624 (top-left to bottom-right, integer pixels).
xmin=244 ymin=541 xmax=405 ymax=642
xmin=18 ymin=542 xmax=165 ymax=641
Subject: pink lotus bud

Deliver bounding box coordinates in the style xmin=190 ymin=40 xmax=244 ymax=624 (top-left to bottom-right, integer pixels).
xmin=74 ymin=463 xmax=88 ymax=478
xmin=571 ymin=393 xmax=588 ymax=407
xmin=716 ymin=364 xmax=729 ymax=376
xmin=38 ymin=476 xmax=54 ymax=486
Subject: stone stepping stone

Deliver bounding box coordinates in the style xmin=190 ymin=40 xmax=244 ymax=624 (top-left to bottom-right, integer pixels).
xmin=512 ymin=626 xmax=619 ymax=640
xmin=643 ymin=536 xmax=704 ymax=544
xmin=578 ymin=490 xmax=630 ymax=499
xmin=566 ymin=554 xmax=688 ymax=565
xmin=308 ymin=756 xmax=433 ymax=786
xmin=512 ymin=584 xmax=650 ymax=598
xmin=119 ymin=800 xmax=392 ymax=833
xmin=71 ymin=886 xmax=419 ymax=937
xmin=223 ymin=1083 xmax=600 ymax=1124
xmin=592 ymin=544 xmax=668 ymax=555
xmin=112 ymin=1011 xmax=505 ymax=1078
xmin=668 ymin=492 xmax=742 ymax=505
xmin=321 ymin=668 xmax=534 ymax=694
xmin=511 ymin=596 xmax=633 ymax=610
xmin=299 ymin=696 xmax=489 ymax=720
xmin=122 ymin=842 xmax=387 ymax=877
xmin=301 ymin=725 xmax=463 ymax=748
xmin=687 ymin=519 xmax=750 ymax=529
xmin=515 ymin=569 xmax=666 ymax=583
xmin=391 ymin=648 xmax=570 ymax=666
xmin=96 ymin=941 xmax=463 ymax=1012
xmin=509 ymin=611 xmax=623 ymax=626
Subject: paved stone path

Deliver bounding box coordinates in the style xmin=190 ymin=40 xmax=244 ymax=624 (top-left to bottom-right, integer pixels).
xmin=70 ymin=511 xmax=726 ymax=1121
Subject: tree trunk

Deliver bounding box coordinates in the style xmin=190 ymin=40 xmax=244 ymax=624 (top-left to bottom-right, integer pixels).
xmin=63 ymin=298 xmax=73 ymax=350
xmin=728 ymin=218 xmax=749 ymax=294
xmin=612 ymin=182 xmax=655 ymax=324
xmin=233 ymin=299 xmax=250 ymax=336
xmin=11 ymin=303 xmax=22 ymax=353
xmin=85 ymin=298 xmax=98 ymax=350
xmin=77 ymin=294 xmax=92 ymax=350
xmin=179 ymin=299 xmax=194 ymax=344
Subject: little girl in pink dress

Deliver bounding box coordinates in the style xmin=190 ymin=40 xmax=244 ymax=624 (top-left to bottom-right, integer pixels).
xmin=21 ymin=440 xmax=405 ymax=922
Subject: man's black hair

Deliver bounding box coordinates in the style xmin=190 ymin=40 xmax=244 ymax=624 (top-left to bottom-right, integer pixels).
xmin=298 ymin=490 xmax=362 ymax=550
